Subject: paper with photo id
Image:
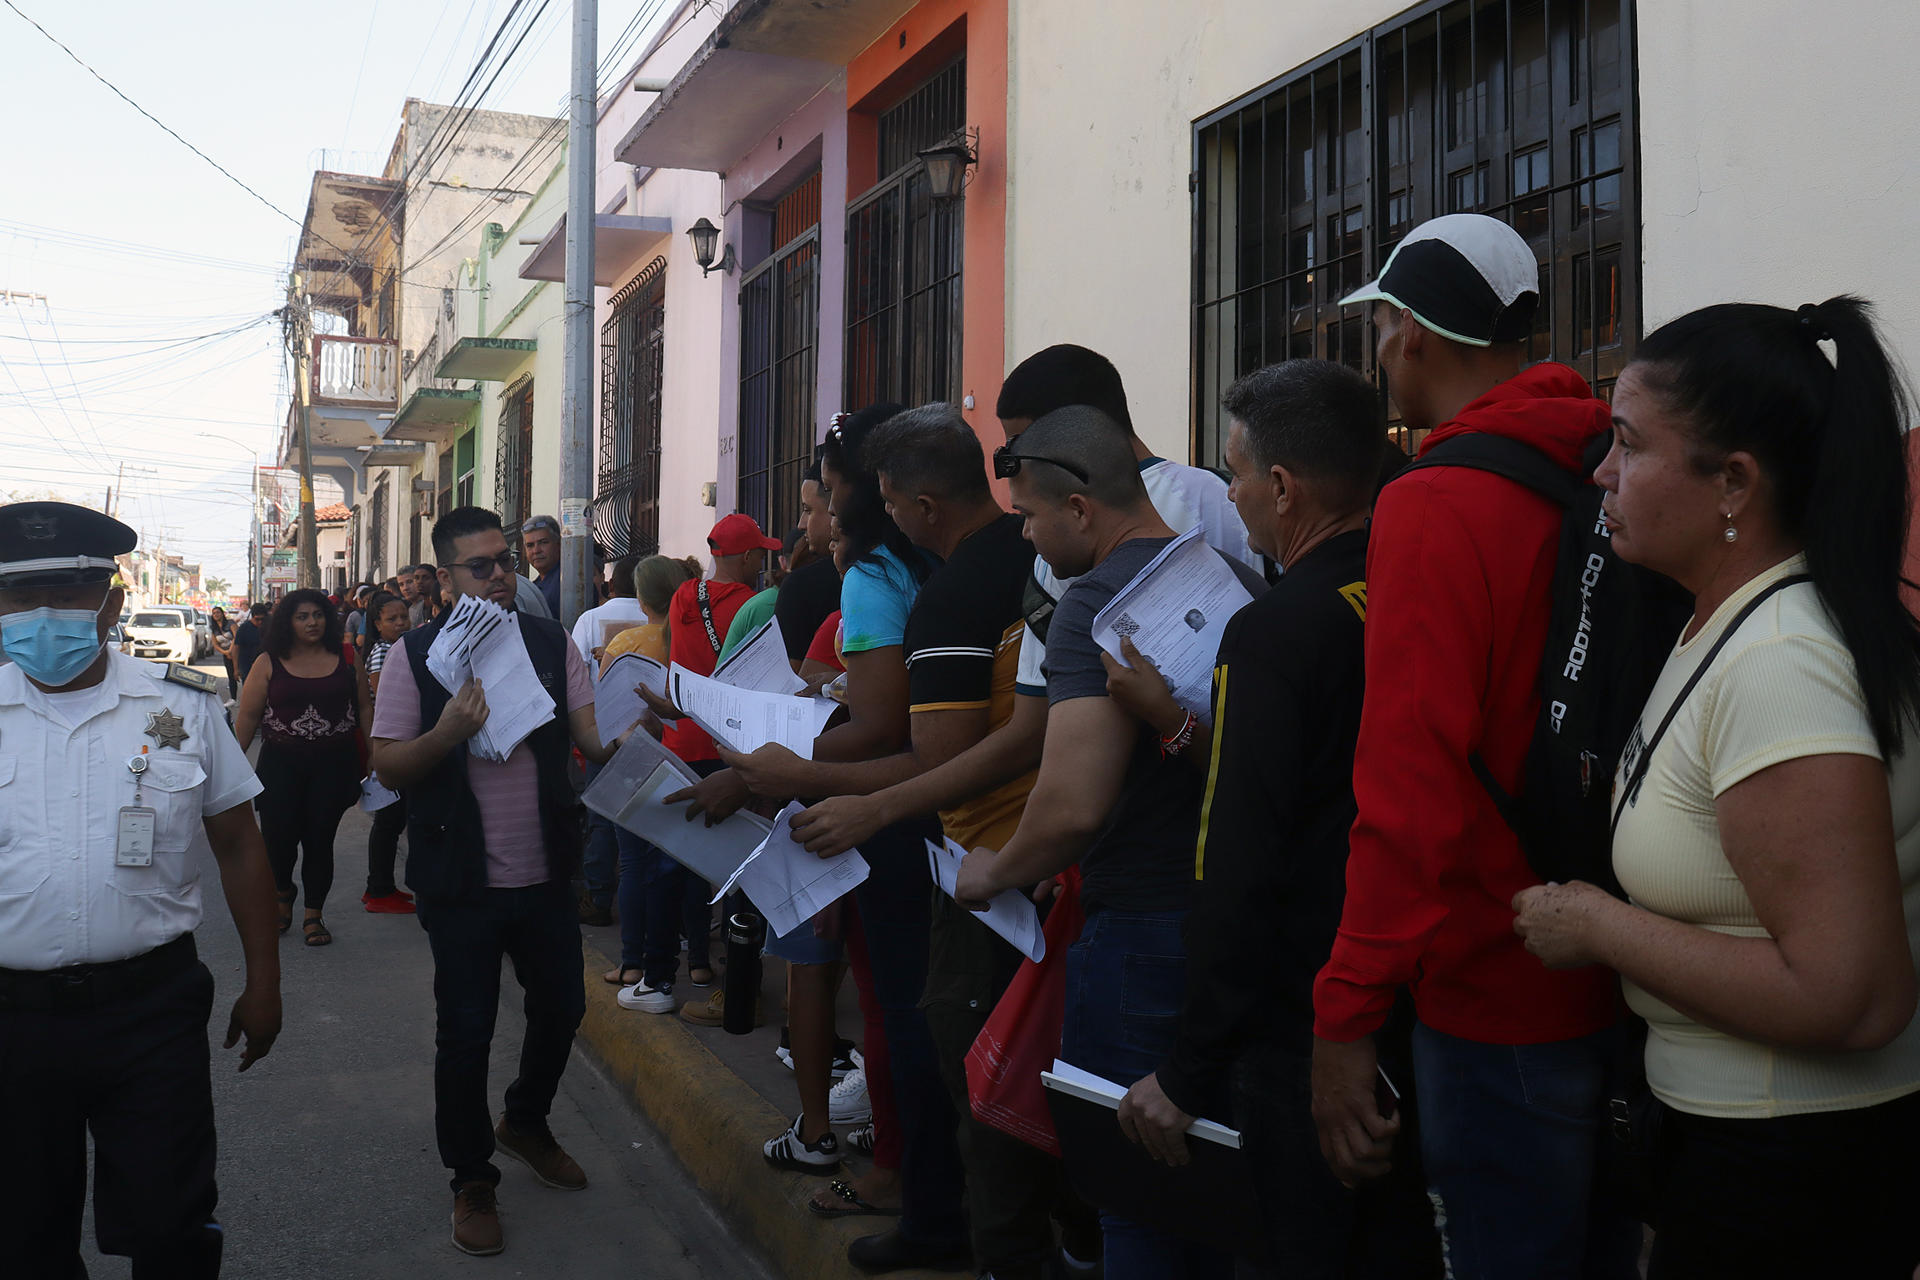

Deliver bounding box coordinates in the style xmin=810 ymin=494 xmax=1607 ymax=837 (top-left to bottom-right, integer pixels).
xmin=711 ymin=802 xmax=869 ymax=939
xmin=925 ymin=837 xmax=1045 ymax=962
xmin=580 ymin=732 xmax=772 ymax=886
xmin=592 ymin=652 xmax=670 ymax=741
xmin=1089 ymin=524 xmax=1254 ymax=725
xmin=668 ymin=664 xmax=836 ymax=758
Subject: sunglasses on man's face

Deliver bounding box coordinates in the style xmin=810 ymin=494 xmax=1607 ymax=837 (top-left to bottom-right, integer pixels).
xmin=991 ymin=442 xmax=1090 ymax=484
xmin=440 ymin=551 xmax=519 ymax=580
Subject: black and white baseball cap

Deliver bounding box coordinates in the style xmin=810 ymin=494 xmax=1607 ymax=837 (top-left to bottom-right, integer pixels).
xmin=1339 ymin=213 xmax=1540 ymax=346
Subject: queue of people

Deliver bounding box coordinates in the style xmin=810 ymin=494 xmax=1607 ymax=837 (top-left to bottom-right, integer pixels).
xmin=5 ymin=210 xmax=1919 ymax=1278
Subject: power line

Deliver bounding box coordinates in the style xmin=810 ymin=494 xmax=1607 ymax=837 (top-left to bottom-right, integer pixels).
xmin=0 ymin=0 xmax=305 ymax=231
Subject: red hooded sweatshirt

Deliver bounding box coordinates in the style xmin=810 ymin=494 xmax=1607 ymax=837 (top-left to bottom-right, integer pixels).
xmin=1312 ymin=363 xmax=1622 ymax=1046
xmin=664 ymin=576 xmax=754 ymax=763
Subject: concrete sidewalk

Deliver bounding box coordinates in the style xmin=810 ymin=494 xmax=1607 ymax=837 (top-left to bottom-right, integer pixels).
xmin=571 ymin=921 xmax=952 ymax=1280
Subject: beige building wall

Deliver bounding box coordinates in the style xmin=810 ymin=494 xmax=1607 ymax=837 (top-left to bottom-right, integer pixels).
xmin=1007 ymin=0 xmax=1920 ymax=462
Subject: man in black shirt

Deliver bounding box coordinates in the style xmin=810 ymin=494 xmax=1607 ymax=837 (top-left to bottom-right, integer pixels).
xmin=1111 ymin=360 xmax=1439 ymax=1276
xmin=953 ymin=405 xmax=1264 ymax=1275
xmin=234 ymin=602 xmax=268 ymax=683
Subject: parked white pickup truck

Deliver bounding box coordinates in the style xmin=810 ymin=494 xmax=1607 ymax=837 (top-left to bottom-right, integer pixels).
xmin=122 ymin=608 xmax=197 ymax=663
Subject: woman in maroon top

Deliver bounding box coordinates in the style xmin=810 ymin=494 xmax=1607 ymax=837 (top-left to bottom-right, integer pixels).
xmin=235 ymin=589 xmax=373 ymax=946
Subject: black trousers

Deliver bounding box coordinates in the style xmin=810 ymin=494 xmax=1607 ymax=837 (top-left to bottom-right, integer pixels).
xmin=0 ymin=961 xmax=223 ymax=1279
xmin=255 ymin=743 xmax=357 ymax=911
xmin=415 ymin=879 xmax=586 ymax=1191
xmin=1648 ymin=1088 xmax=1920 ymax=1279
xmin=365 ymin=796 xmax=408 ymax=898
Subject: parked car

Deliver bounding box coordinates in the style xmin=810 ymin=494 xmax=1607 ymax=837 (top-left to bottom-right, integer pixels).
xmin=122 ymin=609 xmax=196 ymax=663
xmin=107 ymin=622 xmax=129 ymax=656
xmin=191 ymin=608 xmax=212 ymax=659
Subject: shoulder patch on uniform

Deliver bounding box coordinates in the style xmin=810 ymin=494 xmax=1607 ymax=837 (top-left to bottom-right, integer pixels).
xmin=162 ymin=664 xmax=222 ymax=695
xmin=1338 ymin=581 xmax=1368 ymax=622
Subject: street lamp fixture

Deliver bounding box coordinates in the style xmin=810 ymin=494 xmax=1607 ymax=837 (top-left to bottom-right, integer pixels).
xmin=686 ymin=217 xmax=735 ymax=277
xmin=917 ymin=129 xmax=979 ymax=201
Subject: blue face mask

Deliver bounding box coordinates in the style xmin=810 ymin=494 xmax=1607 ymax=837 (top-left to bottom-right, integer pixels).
xmin=2 ymin=605 xmax=107 ymax=686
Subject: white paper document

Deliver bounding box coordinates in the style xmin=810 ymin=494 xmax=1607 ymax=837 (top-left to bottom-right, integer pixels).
xmin=592 ymin=652 xmax=669 ymax=740
xmin=712 ymin=802 xmax=869 ymax=939
xmin=580 ymin=732 xmax=773 ymax=885
xmin=424 ymin=594 xmax=557 ymax=761
xmin=925 ymin=837 xmax=1045 ymax=962
xmin=711 ymin=616 xmax=807 ymax=695
xmin=359 ymin=773 xmax=401 ymax=813
xmin=1089 ymin=524 xmax=1254 ymax=723
xmin=669 ymin=664 xmax=833 ymax=758
xmin=1041 ymin=1059 xmax=1243 ymax=1149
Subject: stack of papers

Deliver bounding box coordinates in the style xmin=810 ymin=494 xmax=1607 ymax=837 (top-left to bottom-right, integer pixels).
xmin=593 ymin=651 xmax=669 ymax=741
xmin=582 ymin=732 xmax=773 ymax=885
xmin=1089 ymin=524 xmax=1256 ymax=723
xmin=925 ymin=837 xmax=1045 ymax=961
xmin=424 ymin=595 xmax=557 ymax=762
xmin=668 ymin=664 xmax=837 ymax=758
xmin=359 ymin=773 xmax=402 ymax=813
xmin=1042 ymin=1060 xmax=1243 ymax=1148
xmin=712 ymin=802 xmax=870 ymax=938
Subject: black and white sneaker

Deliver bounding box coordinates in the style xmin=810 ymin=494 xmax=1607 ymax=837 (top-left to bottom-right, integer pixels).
xmin=775 ymin=1030 xmax=863 ymax=1079
xmin=763 ymin=1115 xmax=840 ymax=1174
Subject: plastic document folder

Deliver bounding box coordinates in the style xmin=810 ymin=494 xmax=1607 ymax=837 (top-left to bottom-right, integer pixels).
xmin=1042 ymin=1060 xmax=1270 ymax=1266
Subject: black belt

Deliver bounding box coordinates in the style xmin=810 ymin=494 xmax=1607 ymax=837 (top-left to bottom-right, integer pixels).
xmin=0 ymin=934 xmax=198 ymax=1012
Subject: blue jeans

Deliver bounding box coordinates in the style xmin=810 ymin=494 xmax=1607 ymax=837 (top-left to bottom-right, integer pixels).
xmin=1061 ymin=908 xmax=1229 ymax=1280
xmin=1411 ymin=1022 xmax=1641 ymax=1280
xmin=579 ymin=761 xmax=618 ymax=910
xmin=416 ymin=880 xmax=587 ymax=1191
xmin=851 ymin=817 xmax=966 ymax=1246
xmin=615 ymin=827 xmax=687 ymax=988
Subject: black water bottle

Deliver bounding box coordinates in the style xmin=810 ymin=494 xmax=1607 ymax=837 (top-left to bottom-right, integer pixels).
xmin=721 ymin=910 xmax=765 ymax=1036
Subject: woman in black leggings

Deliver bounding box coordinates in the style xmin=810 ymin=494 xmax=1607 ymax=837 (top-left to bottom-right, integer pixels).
xmin=233 ymin=589 xmax=371 ymax=946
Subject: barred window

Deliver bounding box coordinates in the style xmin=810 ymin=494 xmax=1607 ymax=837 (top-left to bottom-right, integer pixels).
xmin=597 ymin=257 xmax=667 ymax=558
xmin=740 ymin=175 xmax=820 ymax=541
xmin=496 ymin=376 xmax=534 ymax=549
xmin=369 ymin=477 xmax=389 ymax=580
xmin=1192 ymin=0 xmax=1636 ymax=464
xmin=845 ymin=58 xmax=965 ymax=413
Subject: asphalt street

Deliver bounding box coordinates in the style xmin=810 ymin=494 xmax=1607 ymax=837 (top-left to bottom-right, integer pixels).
xmin=77 ymin=661 xmax=772 ymax=1279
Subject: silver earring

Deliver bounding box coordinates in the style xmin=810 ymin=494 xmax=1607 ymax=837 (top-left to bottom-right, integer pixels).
xmin=1723 ymin=514 xmax=1738 ymax=544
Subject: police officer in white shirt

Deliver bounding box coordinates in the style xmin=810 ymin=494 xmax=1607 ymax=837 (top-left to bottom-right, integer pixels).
xmin=0 ymin=502 xmax=281 ymax=1279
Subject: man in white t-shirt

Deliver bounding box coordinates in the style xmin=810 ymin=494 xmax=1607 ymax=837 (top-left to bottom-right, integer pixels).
xmin=567 ymin=553 xmax=646 ymax=663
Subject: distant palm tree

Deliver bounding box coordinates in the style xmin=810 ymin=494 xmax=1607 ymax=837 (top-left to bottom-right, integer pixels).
xmin=205 ymin=576 xmax=230 ymax=597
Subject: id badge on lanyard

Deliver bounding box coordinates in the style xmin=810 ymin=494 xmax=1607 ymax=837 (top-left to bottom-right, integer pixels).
xmin=118 ymin=748 xmax=157 ymax=868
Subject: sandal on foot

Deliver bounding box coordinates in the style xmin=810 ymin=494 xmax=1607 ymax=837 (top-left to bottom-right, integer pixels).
xmin=603 ymin=966 xmax=643 ymax=986
xmin=303 ymin=916 xmax=332 ymax=947
xmin=808 ymin=1178 xmax=901 ymax=1219
xmin=275 ymin=889 xmax=296 ymax=935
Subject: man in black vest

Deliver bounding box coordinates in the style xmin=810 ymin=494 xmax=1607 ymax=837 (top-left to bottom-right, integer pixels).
xmin=369 ymin=506 xmax=617 ymax=1257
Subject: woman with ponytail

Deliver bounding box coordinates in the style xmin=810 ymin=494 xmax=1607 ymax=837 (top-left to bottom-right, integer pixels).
xmin=1510 ymin=297 xmax=1920 ymax=1275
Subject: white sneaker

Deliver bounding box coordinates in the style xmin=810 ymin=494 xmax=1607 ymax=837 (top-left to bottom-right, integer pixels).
xmin=617 ymin=980 xmax=675 ymax=1014
xmin=763 ymin=1115 xmax=840 ymax=1172
xmin=828 ymin=1066 xmax=872 ymax=1123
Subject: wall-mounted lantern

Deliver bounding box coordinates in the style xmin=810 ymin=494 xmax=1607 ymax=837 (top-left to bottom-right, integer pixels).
xmin=917 ymin=128 xmax=980 ymax=201
xmin=686 ymin=217 xmax=736 ymax=277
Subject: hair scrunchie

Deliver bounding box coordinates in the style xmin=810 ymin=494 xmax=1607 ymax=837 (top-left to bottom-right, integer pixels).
xmin=1797 ymin=302 xmax=1832 ymax=343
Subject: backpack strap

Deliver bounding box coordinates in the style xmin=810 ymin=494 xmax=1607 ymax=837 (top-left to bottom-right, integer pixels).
xmin=695 ymin=579 xmax=723 ymax=654
xmin=1398 ymin=433 xmax=1586 ymax=508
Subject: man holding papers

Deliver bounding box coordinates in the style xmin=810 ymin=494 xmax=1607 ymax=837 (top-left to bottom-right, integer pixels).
xmin=368 ymin=506 xmax=618 ymax=1258
xmin=1108 ymin=361 xmax=1440 ymax=1276
xmin=952 ymin=406 xmax=1265 ymax=1277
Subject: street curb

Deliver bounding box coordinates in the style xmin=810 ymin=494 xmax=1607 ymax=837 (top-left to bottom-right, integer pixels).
xmin=574 ymin=937 xmax=949 ymax=1280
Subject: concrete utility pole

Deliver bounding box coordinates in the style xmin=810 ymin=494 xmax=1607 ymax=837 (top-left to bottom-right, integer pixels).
xmin=288 ymin=273 xmax=320 ymax=589
xmin=557 ymin=0 xmax=598 ymax=628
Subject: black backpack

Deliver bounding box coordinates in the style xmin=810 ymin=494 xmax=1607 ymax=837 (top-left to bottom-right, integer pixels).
xmin=1398 ymin=432 xmax=1690 ymax=896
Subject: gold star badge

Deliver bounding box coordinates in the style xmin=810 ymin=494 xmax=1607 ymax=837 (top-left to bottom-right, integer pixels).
xmin=144 ymin=707 xmax=190 ymax=750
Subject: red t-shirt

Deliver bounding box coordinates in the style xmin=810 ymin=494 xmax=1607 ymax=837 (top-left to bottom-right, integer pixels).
xmin=664 ymin=576 xmax=755 ymax=762
xmin=806 ymin=610 xmax=845 ymax=672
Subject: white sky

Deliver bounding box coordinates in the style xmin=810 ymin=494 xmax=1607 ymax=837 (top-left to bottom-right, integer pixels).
xmin=0 ymin=0 xmax=669 ymax=593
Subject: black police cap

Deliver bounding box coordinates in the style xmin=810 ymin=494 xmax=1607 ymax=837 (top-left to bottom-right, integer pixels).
xmin=0 ymin=501 xmax=138 ymax=588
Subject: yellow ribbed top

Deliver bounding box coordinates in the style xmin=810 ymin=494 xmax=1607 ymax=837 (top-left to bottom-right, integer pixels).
xmin=1612 ymin=554 xmax=1920 ymax=1118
